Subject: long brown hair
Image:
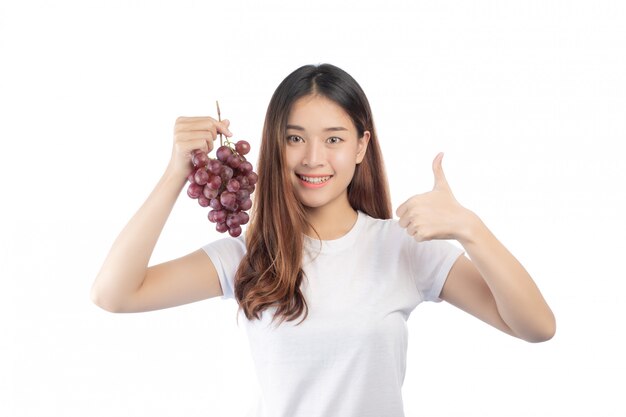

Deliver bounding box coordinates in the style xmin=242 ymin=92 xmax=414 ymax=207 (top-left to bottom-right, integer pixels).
xmin=234 ymin=64 xmax=392 ymax=327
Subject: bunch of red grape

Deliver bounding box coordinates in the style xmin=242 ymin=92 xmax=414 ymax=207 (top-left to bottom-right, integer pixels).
xmin=186 ymin=140 xmax=257 ymax=237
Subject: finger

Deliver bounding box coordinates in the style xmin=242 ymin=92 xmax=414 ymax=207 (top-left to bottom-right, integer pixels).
xmin=188 ymin=138 xmax=212 ymax=153
xmin=176 ymin=117 xmax=233 ymax=137
xmin=174 ymin=117 xmax=215 ymax=133
xmin=398 ymin=214 xmax=412 ymax=229
xmin=410 ymin=227 xmax=427 ymax=242
xmin=186 ymin=122 xmax=218 ymax=141
xmin=217 ymin=119 xmax=233 ymax=137
xmin=396 ymin=193 xmax=426 ymax=219
xmin=432 ymin=152 xmax=450 ymax=190
xmin=175 ymin=130 xmax=216 ymax=143
xmin=176 ymin=116 xmax=216 ymax=122
xmin=395 ymin=202 xmax=406 ymax=219
xmin=174 ymin=133 xmax=215 ymax=154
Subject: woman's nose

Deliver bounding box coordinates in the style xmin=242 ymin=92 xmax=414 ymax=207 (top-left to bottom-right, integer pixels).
xmin=302 ymin=140 xmax=326 ymax=167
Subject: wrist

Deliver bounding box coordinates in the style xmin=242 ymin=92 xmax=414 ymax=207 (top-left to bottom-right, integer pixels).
xmin=163 ymin=162 xmax=190 ymax=189
xmin=165 ymin=159 xmax=190 ymax=180
xmin=455 ymin=209 xmax=485 ymax=245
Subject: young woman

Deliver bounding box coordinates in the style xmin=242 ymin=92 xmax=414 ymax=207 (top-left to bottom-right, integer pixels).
xmin=91 ymin=63 xmax=556 ymax=416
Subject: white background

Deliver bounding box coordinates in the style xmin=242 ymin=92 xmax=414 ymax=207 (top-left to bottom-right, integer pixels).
xmin=1 ymin=1 xmax=625 ymax=416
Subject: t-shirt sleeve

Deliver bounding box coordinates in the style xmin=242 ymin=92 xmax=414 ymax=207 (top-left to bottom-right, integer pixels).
xmin=201 ymin=235 xmax=246 ymax=300
xmin=409 ymin=238 xmax=465 ymax=303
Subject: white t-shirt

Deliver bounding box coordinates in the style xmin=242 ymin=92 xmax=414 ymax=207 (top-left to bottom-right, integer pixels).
xmin=202 ymin=210 xmax=465 ymax=417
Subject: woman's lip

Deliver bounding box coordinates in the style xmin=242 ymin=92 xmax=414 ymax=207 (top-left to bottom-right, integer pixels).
xmin=296 ymin=173 xmax=333 ymax=177
xmin=297 ymin=175 xmax=332 ymax=188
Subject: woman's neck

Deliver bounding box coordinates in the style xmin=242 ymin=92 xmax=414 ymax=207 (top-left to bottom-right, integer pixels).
xmin=304 ymin=205 xmax=358 ymax=241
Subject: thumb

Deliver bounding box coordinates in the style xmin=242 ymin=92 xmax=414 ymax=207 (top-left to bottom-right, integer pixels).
xmin=432 ymin=152 xmax=450 ymax=190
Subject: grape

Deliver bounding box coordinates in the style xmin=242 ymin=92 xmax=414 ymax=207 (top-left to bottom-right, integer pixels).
xmin=247 ymin=172 xmax=258 ymax=185
xmin=235 ymin=140 xmax=250 ymax=155
xmin=209 ymin=198 xmax=222 ymax=210
xmin=227 ymin=154 xmax=242 ymax=169
xmin=236 ymin=189 xmax=250 ymax=200
xmin=226 ymin=213 xmax=240 ymax=228
xmin=194 ymin=168 xmax=209 ymax=185
xmin=214 ymin=210 xmax=227 ymax=223
xmin=207 ymin=175 xmax=222 ymax=190
xmin=239 ymin=161 xmax=253 ymax=174
xmin=239 ymin=198 xmax=252 ymax=211
xmin=208 ymin=159 xmax=222 ymax=174
xmin=203 ymin=185 xmax=218 ymax=199
xmin=237 ymin=211 xmax=249 ymax=225
xmin=227 ymin=179 xmax=240 ymax=193
xmin=238 ymin=176 xmax=249 ymax=189
xmin=208 ymin=209 xmax=226 ymax=223
xmin=192 ymin=150 xmax=209 ymax=167
xmin=220 ymin=191 xmax=236 ymax=209
xmin=216 ymin=146 xmax=233 ymax=162
xmin=228 ymin=226 xmax=242 ymax=237
xmin=186 ymin=132 xmax=257 ymax=236
xmin=221 ymin=166 xmax=234 ymax=181
xmin=187 ymin=183 xmax=203 ymax=199
xmin=198 ymin=196 xmax=210 ymax=207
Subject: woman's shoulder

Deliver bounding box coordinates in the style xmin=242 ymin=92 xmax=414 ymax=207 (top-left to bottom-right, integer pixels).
xmin=359 ymin=211 xmax=405 ymax=239
xmin=202 ymin=233 xmax=247 ymax=256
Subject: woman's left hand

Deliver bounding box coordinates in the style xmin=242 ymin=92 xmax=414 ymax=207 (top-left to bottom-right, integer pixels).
xmin=396 ymin=152 xmax=477 ymax=242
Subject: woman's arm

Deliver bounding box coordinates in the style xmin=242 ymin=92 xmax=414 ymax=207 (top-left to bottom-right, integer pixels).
xmin=90 ymin=116 xmax=232 ymax=312
xmin=396 ymin=152 xmax=555 ymax=342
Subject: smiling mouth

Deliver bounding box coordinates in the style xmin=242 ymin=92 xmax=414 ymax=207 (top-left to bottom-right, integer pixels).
xmin=296 ymin=174 xmax=333 ymax=184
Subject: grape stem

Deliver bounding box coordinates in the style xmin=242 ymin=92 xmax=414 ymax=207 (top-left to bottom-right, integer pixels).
xmin=215 ymin=100 xmax=236 ymax=151
xmin=216 ymin=100 xmax=223 ymax=148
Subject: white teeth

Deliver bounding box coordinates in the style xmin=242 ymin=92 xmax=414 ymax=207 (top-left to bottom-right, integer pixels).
xmin=299 ymin=175 xmax=331 ymax=184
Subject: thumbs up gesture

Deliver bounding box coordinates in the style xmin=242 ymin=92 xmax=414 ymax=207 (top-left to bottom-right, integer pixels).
xmin=396 ymin=152 xmax=476 ymax=242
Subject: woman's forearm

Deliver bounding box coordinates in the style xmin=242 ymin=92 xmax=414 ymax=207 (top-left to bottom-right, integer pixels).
xmin=459 ymin=214 xmax=556 ymax=342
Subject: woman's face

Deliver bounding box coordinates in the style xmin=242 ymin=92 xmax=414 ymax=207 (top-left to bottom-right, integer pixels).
xmin=284 ymin=94 xmax=370 ymax=211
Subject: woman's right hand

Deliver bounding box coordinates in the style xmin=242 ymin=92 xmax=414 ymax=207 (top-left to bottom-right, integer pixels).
xmin=168 ymin=116 xmax=233 ymax=179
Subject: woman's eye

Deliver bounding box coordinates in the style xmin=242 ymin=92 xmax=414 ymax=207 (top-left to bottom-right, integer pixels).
xmin=287 ymin=135 xmax=303 ymax=143
xmin=328 ymin=137 xmax=343 ymax=144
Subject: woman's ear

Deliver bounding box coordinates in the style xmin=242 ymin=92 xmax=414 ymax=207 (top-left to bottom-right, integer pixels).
xmin=356 ymin=131 xmax=371 ymax=164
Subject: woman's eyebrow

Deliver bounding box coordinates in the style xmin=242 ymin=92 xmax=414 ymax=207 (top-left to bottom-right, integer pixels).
xmin=286 ymin=124 xmax=348 ymax=132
